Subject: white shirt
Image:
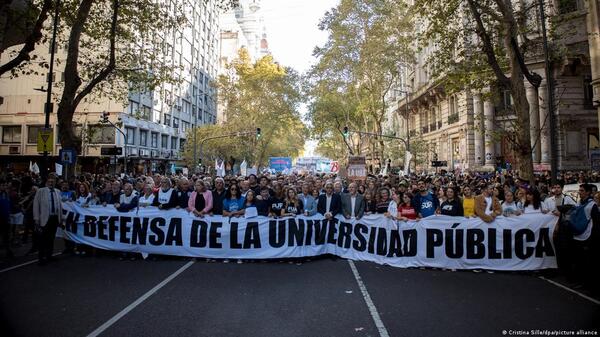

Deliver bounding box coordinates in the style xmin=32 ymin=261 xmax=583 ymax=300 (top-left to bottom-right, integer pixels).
xmin=158 ymin=188 xmax=173 ymax=204
xmin=139 ymin=194 xmax=154 ymax=206
xmin=326 ymin=195 xmax=332 ymax=213
xmin=544 ymin=194 xmax=576 ymax=212
xmin=350 ymin=195 xmax=356 ymax=217
xmin=484 ymin=196 xmax=493 ymax=215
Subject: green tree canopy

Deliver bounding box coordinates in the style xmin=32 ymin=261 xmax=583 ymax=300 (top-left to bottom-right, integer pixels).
xmin=186 ymin=49 xmax=307 ymax=169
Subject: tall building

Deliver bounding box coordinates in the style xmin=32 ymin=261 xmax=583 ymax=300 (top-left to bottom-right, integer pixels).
xmin=0 ymin=0 xmax=221 ymax=174
xmin=217 ymin=0 xmax=270 ymax=123
xmin=386 ymin=1 xmax=598 ymax=172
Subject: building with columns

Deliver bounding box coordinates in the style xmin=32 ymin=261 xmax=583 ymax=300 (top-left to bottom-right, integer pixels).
xmin=0 ymin=0 xmax=221 ymax=174
xmin=386 ymin=0 xmax=598 ymax=173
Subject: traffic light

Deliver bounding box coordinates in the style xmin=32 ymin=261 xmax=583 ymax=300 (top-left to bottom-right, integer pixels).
xmin=100 ymin=111 xmax=110 ymax=123
xmin=343 ymin=126 xmax=349 ymax=139
xmin=256 ymin=127 xmax=261 ymax=139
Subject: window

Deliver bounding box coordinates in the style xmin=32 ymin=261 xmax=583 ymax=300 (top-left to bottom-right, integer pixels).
xmin=142 ymin=106 xmax=151 ymax=120
xmin=27 ymin=125 xmax=44 ymax=144
xmin=128 ymin=100 xmax=140 ymax=115
xmin=2 ymin=126 xmax=21 ymax=143
xmin=182 ymin=121 xmax=190 ymax=132
xmin=140 ymin=130 xmax=148 ymax=147
xmin=558 ymin=0 xmax=581 ymax=13
xmin=180 ymin=139 xmax=186 ymax=151
xmin=171 ymin=137 xmax=178 ymax=150
xmin=161 ymin=135 xmax=169 ymax=149
xmin=151 ymin=132 xmax=158 ymax=148
xmin=126 ymin=127 xmax=135 ymax=145
xmin=173 ymin=117 xmax=179 ymax=129
xmin=584 ymin=77 xmax=594 ymax=109
xmin=164 ymin=114 xmax=171 ymax=126
xmin=89 ymin=125 xmax=115 ymax=144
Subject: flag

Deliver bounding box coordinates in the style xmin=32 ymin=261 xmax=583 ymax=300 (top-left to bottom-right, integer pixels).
xmin=240 ymin=160 xmax=248 ymax=177
xmin=31 ymin=162 xmax=40 ymax=175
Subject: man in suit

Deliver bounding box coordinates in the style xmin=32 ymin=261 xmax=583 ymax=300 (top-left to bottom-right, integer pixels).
xmin=33 ymin=174 xmax=63 ymax=265
xmin=341 ymin=182 xmax=365 ymax=220
xmin=317 ymin=182 xmax=341 ymax=219
xmin=298 ymin=182 xmax=317 ymax=216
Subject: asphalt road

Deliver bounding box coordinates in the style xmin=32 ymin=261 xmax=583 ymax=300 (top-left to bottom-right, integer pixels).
xmin=0 ymin=245 xmax=598 ymax=337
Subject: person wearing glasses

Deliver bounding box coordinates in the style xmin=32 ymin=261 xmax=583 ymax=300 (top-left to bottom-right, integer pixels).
xmin=222 ymin=184 xmax=245 ymax=217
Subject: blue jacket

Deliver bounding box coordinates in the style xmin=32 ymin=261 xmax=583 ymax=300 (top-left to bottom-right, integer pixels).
xmin=298 ymin=193 xmax=317 ymax=216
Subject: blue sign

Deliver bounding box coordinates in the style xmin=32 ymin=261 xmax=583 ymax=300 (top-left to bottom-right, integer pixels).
xmin=269 ymin=157 xmax=292 ymax=172
xmin=59 ymin=148 xmax=77 ymax=164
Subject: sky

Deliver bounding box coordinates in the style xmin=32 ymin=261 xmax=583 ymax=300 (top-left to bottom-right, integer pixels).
xmin=259 ymin=0 xmax=340 ymax=157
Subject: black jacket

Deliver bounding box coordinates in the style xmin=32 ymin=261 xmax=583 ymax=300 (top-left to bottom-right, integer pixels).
xmin=317 ymin=193 xmax=342 ymax=216
xmin=152 ymin=189 xmax=179 ymax=210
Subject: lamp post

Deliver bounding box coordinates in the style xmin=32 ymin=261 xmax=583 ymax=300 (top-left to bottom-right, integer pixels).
xmin=41 ymin=0 xmax=61 ymax=179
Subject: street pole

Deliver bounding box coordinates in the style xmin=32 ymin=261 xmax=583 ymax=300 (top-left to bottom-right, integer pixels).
xmin=42 ymin=0 xmax=61 ymax=180
xmin=539 ymin=0 xmax=558 ymax=184
xmin=405 ymin=92 xmax=411 ymax=175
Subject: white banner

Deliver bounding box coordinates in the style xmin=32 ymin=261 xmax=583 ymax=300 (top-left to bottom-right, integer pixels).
xmin=61 ymin=203 xmax=558 ymax=270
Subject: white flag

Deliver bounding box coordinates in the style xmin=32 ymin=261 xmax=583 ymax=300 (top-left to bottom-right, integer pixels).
xmin=55 ymin=163 xmax=63 ymax=176
xmin=240 ymin=160 xmax=248 ymax=177
xmin=31 ymin=162 xmax=40 ymax=175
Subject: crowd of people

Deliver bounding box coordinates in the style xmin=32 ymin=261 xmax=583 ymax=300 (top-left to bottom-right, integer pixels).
xmin=0 ymin=169 xmax=598 ymax=292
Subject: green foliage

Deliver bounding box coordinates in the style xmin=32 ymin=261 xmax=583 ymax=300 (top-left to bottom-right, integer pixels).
xmin=307 ymin=0 xmax=413 ymax=162
xmin=184 ymin=49 xmax=307 ymax=168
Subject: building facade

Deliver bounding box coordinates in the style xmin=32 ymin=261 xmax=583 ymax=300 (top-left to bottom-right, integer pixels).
xmin=0 ymin=0 xmax=221 ymax=174
xmin=385 ymin=0 xmax=598 ymax=173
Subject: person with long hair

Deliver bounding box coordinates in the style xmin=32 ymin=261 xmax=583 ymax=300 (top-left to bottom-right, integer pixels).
xmin=375 ymin=187 xmax=392 ymax=214
xmin=438 ymin=187 xmax=464 ymax=216
xmin=138 ymin=184 xmax=155 ymax=207
xmin=223 ymin=184 xmax=245 ymax=217
xmin=188 ymin=180 xmax=213 ymax=217
xmin=281 ymin=187 xmax=303 ymax=217
xmin=398 ymin=192 xmax=418 ymax=221
xmin=363 ymin=190 xmax=377 ymax=215
xmin=523 ymin=188 xmax=549 ymax=214
xmin=501 ymin=190 xmax=522 ymax=217
xmin=75 ymin=183 xmax=92 ymax=207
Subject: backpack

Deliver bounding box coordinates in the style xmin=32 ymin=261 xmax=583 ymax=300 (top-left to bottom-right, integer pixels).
xmin=562 ymin=199 xmax=592 ymax=236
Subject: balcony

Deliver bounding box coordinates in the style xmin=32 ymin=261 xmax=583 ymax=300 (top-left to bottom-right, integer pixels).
xmin=447 ymin=113 xmax=459 ymax=124
xmin=429 ymin=123 xmax=437 ymax=132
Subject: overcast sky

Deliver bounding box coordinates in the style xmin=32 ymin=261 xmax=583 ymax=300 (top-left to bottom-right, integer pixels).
xmin=260 ymin=0 xmax=340 ymax=157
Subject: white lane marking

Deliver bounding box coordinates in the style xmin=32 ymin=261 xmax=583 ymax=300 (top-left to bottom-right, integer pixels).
xmin=86 ymin=260 xmax=195 ymax=337
xmin=539 ymin=276 xmax=600 ymax=305
xmin=0 ymin=252 xmax=62 ymax=274
xmin=347 ymin=260 xmax=390 ymax=337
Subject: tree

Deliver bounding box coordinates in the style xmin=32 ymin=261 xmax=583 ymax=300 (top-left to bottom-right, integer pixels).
xmin=307 ymin=0 xmax=413 ymax=164
xmin=1 ymin=0 xmax=239 ymax=155
xmin=185 ymin=49 xmax=307 ymax=169
xmin=412 ymin=0 xmax=566 ymax=182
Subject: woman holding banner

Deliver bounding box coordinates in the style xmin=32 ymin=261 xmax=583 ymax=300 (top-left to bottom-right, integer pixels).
xmin=223 ymin=184 xmax=245 ymax=218
xmin=281 ymin=187 xmax=303 ymax=217
xmin=188 ymin=180 xmax=213 ymax=217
